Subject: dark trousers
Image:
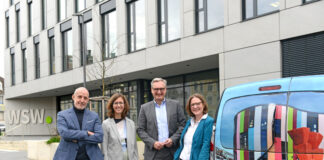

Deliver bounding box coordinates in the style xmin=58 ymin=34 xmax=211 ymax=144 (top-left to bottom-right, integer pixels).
xmin=154 ymin=148 xmax=173 ymax=160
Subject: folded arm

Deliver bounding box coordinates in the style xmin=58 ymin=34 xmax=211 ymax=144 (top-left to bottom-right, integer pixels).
xmin=81 ymin=114 xmax=103 ymax=144
xmin=57 ymin=112 xmax=88 ymax=141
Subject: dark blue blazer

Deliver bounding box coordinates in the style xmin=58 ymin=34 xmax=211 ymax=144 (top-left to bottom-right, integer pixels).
xmin=174 ymin=115 xmax=214 ymax=160
xmin=53 ymin=108 xmax=104 ymax=160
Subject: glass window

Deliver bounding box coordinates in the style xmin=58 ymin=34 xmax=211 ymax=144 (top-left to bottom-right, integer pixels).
xmin=58 ymin=0 xmax=67 ymax=21
xmin=5 ymin=12 xmax=9 ymax=48
xmin=35 ymin=43 xmax=40 ymax=79
xmin=28 ymin=1 xmax=33 ymax=36
xmin=288 ymin=92 xmax=324 ymax=114
xmin=60 ymin=95 xmax=73 ymax=111
xmin=62 ymin=29 xmax=73 ymax=71
xmin=9 ymin=0 xmax=13 ymax=6
xmin=304 ymin=0 xmax=319 ymax=2
xmin=196 ymin=0 xmax=224 ymax=33
xmin=220 ymin=93 xmax=287 ymax=150
xmin=76 ymin=0 xmax=86 ymax=12
xmin=127 ymin=0 xmax=146 ymax=52
xmin=81 ymin=20 xmax=93 ymax=65
xmin=16 ymin=7 xmax=20 ymax=42
xmin=11 ymin=53 xmax=15 ymax=85
xmin=85 ymin=21 xmax=93 ymax=64
xmin=158 ymin=0 xmax=180 ymax=43
xmin=165 ymin=70 xmax=219 ymax=117
xmin=243 ymin=0 xmax=279 ymax=19
xmin=42 ymin=0 xmax=47 ymax=30
xmin=49 ymin=37 xmax=55 ymax=75
xmin=129 ymin=81 xmax=138 ymax=126
xmin=185 ymin=70 xmax=218 ymax=85
xmin=287 ymin=92 xmax=324 ymax=155
xmin=184 ymin=82 xmax=219 ymax=117
xmin=22 ymin=48 xmax=27 ymax=82
xmin=103 ymin=10 xmax=117 ymax=59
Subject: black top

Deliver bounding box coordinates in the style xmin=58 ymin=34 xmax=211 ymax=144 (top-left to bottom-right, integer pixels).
xmin=73 ymin=106 xmax=85 ymax=129
xmin=114 ymin=118 xmax=123 ymax=124
xmin=73 ymin=106 xmax=89 ymax=160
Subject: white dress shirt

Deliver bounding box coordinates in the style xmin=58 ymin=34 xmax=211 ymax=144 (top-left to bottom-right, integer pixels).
xmin=154 ymin=99 xmax=169 ymax=142
xmin=179 ymin=114 xmax=208 ymax=160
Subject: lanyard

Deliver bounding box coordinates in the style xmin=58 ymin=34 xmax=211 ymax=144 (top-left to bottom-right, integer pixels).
xmin=121 ymin=120 xmax=127 ymax=152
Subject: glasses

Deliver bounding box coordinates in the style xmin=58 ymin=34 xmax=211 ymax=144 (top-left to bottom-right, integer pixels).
xmin=152 ymin=88 xmax=166 ymax=92
xmin=190 ymin=102 xmax=202 ymax=107
xmin=113 ymin=102 xmax=124 ymax=105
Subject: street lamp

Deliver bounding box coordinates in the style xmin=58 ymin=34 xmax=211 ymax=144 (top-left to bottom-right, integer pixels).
xmin=73 ymin=13 xmax=87 ymax=88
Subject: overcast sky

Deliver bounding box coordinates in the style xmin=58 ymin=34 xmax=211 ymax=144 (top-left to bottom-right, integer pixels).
xmin=0 ymin=4 xmax=5 ymax=78
xmin=0 ymin=4 xmax=4 ymax=78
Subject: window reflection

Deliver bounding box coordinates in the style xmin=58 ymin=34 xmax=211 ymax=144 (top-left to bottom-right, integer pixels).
xmin=63 ymin=30 xmax=73 ymax=71
xmin=159 ymin=0 xmax=180 ymax=43
xmin=77 ymin=0 xmax=86 ymax=12
xmin=16 ymin=7 xmax=20 ymax=42
xmin=5 ymin=13 xmax=9 ymax=48
xmin=220 ymin=93 xmax=287 ymax=149
xmin=207 ymin=0 xmax=224 ymax=29
xmin=257 ymin=0 xmax=279 ymax=15
xmin=103 ymin=11 xmax=117 ymax=59
xmin=59 ymin=0 xmax=67 ymax=21
xmin=22 ymin=49 xmax=27 ymax=82
xmin=11 ymin=53 xmax=15 ymax=85
xmin=49 ymin=37 xmax=55 ymax=75
xmin=245 ymin=0 xmax=253 ymax=19
xmin=128 ymin=0 xmax=146 ymax=52
xmin=135 ymin=0 xmax=146 ymax=50
xmin=28 ymin=2 xmax=33 ymax=36
xmin=86 ymin=21 xmax=93 ymax=64
xmin=196 ymin=0 xmax=224 ymax=33
xmin=42 ymin=0 xmax=47 ymax=29
xmin=35 ymin=43 xmax=40 ymax=79
xmin=244 ymin=0 xmax=279 ymax=19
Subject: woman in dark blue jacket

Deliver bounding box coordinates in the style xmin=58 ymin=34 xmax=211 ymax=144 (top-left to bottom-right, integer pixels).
xmin=174 ymin=93 xmax=214 ymax=160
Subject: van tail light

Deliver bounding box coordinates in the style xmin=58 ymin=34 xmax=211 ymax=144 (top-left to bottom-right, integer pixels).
xmin=259 ymin=85 xmax=281 ymax=91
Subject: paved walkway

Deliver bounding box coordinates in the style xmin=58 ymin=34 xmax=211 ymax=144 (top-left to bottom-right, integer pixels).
xmin=0 ymin=149 xmax=27 ymax=160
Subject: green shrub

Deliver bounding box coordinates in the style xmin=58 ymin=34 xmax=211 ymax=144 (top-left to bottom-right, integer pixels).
xmin=46 ymin=136 xmax=60 ymax=144
xmin=136 ymin=134 xmax=142 ymax=141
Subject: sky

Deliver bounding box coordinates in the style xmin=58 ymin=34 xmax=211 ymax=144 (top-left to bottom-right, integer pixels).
xmin=0 ymin=4 xmax=4 ymax=78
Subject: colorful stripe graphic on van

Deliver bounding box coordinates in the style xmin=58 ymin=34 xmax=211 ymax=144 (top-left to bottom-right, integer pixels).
xmin=234 ymin=105 xmax=324 ymax=160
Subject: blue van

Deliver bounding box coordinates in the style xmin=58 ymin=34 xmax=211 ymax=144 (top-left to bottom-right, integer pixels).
xmin=213 ymin=75 xmax=324 ymax=160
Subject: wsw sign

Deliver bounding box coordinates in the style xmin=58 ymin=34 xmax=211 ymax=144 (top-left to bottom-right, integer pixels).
xmin=8 ymin=109 xmax=45 ymax=124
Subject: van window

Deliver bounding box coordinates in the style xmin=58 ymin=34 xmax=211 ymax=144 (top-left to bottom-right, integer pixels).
xmin=286 ymin=92 xmax=324 ymax=157
xmin=219 ymin=91 xmax=324 ymax=159
xmin=220 ymin=93 xmax=287 ymax=151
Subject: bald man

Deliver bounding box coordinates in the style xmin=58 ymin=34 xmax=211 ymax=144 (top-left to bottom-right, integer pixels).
xmin=54 ymin=87 xmax=104 ymax=160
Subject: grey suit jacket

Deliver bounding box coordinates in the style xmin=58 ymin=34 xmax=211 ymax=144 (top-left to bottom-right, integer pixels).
xmin=102 ymin=117 xmax=138 ymax=160
xmin=137 ymin=99 xmax=186 ymax=160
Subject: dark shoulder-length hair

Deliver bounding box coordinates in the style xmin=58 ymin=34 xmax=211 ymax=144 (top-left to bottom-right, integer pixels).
xmin=106 ymin=93 xmax=130 ymax=119
xmin=185 ymin=93 xmax=208 ymax=117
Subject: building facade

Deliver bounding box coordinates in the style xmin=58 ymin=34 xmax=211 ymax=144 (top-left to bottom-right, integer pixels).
xmin=0 ymin=77 xmax=4 ymax=123
xmin=3 ymin=0 xmax=324 ymax=136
